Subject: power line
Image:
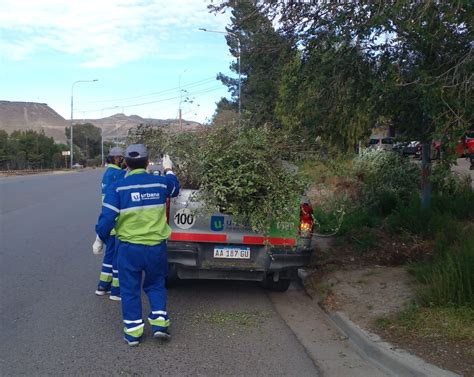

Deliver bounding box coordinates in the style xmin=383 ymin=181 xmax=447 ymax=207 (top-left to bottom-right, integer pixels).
xmin=83 ymin=74 xmax=231 ymax=105
xmin=78 ymin=85 xmax=225 ymax=114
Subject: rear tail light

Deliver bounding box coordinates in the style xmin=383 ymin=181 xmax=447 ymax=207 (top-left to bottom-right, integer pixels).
xmin=299 ymin=202 xmax=314 ymax=237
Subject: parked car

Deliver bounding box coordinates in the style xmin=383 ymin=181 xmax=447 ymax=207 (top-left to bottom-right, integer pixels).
xmin=456 ymin=131 xmax=474 ymax=157
xmin=368 ymin=137 xmax=394 ymax=151
xmin=393 ymin=141 xmax=420 ymax=156
xmin=71 ymin=163 xmax=83 ymax=169
xmin=415 ymin=141 xmax=440 ymax=160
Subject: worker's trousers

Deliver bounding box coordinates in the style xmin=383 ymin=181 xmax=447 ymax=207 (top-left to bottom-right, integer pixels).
xmin=98 ymin=236 xmax=118 ymax=292
xmin=117 ymin=240 xmax=170 ymax=342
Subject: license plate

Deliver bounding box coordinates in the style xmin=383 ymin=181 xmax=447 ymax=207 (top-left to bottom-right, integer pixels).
xmin=213 ymin=246 xmax=250 ymax=259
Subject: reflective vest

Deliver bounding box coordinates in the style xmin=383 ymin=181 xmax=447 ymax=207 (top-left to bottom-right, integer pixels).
xmin=96 ymin=169 xmax=180 ymax=246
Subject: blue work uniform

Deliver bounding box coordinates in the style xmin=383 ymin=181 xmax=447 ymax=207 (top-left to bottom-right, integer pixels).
xmin=97 ymin=164 xmax=126 ymax=295
xmin=96 ymin=168 xmax=180 ymax=342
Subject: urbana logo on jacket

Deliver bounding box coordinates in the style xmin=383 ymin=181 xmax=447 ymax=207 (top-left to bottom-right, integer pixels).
xmin=131 ymin=192 xmax=160 ymax=202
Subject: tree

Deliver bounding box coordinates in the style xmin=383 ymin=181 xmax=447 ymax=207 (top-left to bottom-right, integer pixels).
xmin=65 ymin=123 xmax=102 ymax=163
xmin=1 ymin=130 xmax=61 ymax=169
xmin=212 ymin=0 xmax=294 ymax=125
xmin=259 ymin=0 xmax=473 ymax=141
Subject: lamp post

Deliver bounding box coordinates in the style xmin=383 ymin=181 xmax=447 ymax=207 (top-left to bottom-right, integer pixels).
xmin=70 ymin=79 xmax=98 ymax=168
xmin=199 ymin=28 xmax=241 ymax=117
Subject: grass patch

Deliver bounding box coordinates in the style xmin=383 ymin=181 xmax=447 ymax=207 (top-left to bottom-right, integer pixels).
xmin=314 ymin=282 xmax=333 ymax=301
xmin=376 ymin=305 xmax=474 ymax=341
xmin=409 ymin=233 xmax=474 ymax=308
xmin=192 ymin=310 xmax=271 ymax=328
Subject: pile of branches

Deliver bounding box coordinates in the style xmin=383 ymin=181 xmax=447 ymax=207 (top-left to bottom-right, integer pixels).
xmin=130 ymin=123 xmax=307 ymax=234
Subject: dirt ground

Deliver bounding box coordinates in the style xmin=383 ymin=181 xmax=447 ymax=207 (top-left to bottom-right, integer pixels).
xmin=304 ymin=240 xmax=474 ymax=377
xmin=313 ymin=266 xmax=416 ymax=329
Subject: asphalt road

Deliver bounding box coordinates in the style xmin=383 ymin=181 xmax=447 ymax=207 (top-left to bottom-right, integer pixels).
xmin=0 ymin=170 xmax=319 ymax=376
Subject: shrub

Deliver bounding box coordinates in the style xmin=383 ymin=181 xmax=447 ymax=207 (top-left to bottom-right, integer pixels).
xmin=387 ymin=196 xmax=434 ymax=236
xmin=431 ymin=190 xmax=474 ymax=222
xmin=431 ymin=163 xmax=473 ymax=196
xmin=410 ymin=233 xmax=474 ymax=308
xmin=354 ymin=149 xmax=420 ymax=213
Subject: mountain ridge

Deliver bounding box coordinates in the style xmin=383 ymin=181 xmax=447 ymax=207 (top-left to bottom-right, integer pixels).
xmin=0 ymin=101 xmax=202 ymax=143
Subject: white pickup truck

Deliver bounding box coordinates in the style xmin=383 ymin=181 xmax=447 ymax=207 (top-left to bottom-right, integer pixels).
xmin=166 ymin=189 xmax=314 ymax=292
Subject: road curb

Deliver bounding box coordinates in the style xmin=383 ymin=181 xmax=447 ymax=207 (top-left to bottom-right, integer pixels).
xmin=296 ymin=268 xmax=460 ymax=377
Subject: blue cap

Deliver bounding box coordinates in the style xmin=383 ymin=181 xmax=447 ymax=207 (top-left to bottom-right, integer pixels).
xmin=125 ymin=144 xmax=149 ymax=159
xmin=108 ymin=147 xmax=124 ymax=157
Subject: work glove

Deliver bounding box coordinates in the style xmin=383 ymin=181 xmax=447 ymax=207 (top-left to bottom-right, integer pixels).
xmin=92 ymin=235 xmax=104 ymax=255
xmin=162 ymin=154 xmax=173 ymax=171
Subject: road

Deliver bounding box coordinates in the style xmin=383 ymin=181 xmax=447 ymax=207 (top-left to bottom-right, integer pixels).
xmin=0 ymin=170 xmax=386 ymax=376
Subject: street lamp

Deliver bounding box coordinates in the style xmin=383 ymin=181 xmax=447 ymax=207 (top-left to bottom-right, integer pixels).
xmin=70 ymin=79 xmax=98 ymax=168
xmin=199 ymin=28 xmax=241 ymax=117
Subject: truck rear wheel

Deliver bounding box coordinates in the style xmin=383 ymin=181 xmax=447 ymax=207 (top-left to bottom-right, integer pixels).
xmin=166 ymin=264 xmax=179 ymax=288
xmin=262 ymin=274 xmax=291 ymax=292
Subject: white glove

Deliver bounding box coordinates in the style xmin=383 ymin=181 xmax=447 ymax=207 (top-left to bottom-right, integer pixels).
xmin=162 ymin=154 xmax=173 ymax=171
xmin=92 ymin=235 xmax=104 ymax=255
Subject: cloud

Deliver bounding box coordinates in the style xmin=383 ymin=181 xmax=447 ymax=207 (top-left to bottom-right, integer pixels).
xmin=0 ymin=0 xmax=229 ymax=67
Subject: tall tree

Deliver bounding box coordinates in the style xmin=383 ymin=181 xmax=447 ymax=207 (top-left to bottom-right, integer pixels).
xmin=262 ymin=0 xmax=473 ymax=141
xmin=65 ymin=123 xmax=102 ymax=162
xmin=212 ymin=0 xmax=293 ymax=125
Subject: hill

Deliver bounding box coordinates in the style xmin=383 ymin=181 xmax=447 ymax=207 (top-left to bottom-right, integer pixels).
xmin=83 ymin=113 xmax=203 ymax=142
xmin=0 ymin=101 xmax=203 ymax=143
xmin=0 ymin=101 xmax=68 ymax=143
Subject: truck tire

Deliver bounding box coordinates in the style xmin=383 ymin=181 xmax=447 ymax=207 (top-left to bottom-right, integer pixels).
xmin=165 ymin=264 xmax=179 ymax=289
xmin=262 ymin=274 xmax=291 ymax=292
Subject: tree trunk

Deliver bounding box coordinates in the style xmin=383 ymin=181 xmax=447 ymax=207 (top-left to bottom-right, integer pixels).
xmin=421 ymin=142 xmax=432 ymax=209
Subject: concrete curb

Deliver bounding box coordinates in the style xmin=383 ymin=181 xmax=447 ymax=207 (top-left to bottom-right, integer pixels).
xmin=297 ymin=269 xmax=460 ymax=377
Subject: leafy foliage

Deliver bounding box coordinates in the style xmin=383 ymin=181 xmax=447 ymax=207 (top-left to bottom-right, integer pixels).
xmin=213 ymin=1 xmax=473 ymax=150
xmin=0 ymin=129 xmax=67 ymax=170
xmin=199 ymin=124 xmax=306 ymax=233
xmin=212 ymin=1 xmax=293 ymax=126
xmin=65 ymin=123 xmax=102 ymax=163
xmin=128 ymin=124 xmax=204 ymax=188
xmin=354 ymin=149 xmax=421 ymax=212
xmin=131 ymin=123 xmax=307 ymax=234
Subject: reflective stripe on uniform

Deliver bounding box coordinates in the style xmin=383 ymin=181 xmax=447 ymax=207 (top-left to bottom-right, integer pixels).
xmin=124 ymin=323 xmax=144 ymax=338
xmin=102 ymin=263 xmax=113 ymax=268
xmin=100 ymin=272 xmax=113 ymax=282
xmin=112 ymin=277 xmax=119 ymax=287
xmin=124 ymin=319 xmax=143 ymax=324
xmin=119 ymin=203 xmax=165 ymax=213
xmin=103 ymin=203 xmax=120 ymax=213
xmin=148 ymin=316 xmax=170 ymax=328
xmin=152 ymin=310 xmax=167 ymax=315
xmin=116 ymin=183 xmax=167 ymax=192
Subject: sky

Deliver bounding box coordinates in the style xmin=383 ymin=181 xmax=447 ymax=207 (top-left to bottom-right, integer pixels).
xmin=0 ymin=0 xmax=234 ymax=123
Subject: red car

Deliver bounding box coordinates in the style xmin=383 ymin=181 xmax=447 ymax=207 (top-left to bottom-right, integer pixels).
xmin=457 ymin=131 xmax=474 ymax=157
xmin=415 ymin=131 xmax=474 ymax=160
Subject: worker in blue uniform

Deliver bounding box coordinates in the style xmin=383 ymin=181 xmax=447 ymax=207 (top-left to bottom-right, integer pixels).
xmin=94 ymin=147 xmax=126 ymax=300
xmin=93 ymin=144 xmax=180 ymax=346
